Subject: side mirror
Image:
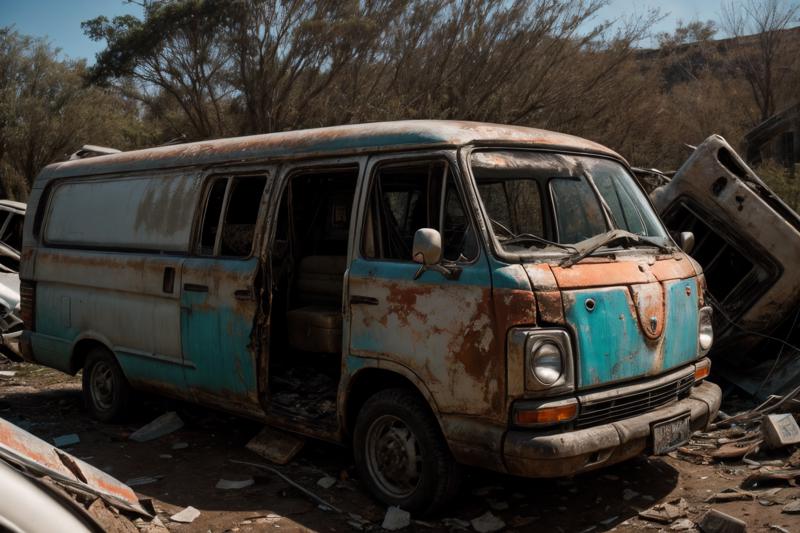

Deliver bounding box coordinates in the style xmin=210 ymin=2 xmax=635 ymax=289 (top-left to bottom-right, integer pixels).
xmin=412 ymin=228 xmax=442 ymax=266
xmin=411 ymin=228 xmax=460 ymax=280
xmin=680 ymin=231 xmax=695 ymax=254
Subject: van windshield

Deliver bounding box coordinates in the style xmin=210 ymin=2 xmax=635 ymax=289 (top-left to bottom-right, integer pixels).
xmin=470 ymin=150 xmax=669 ymax=256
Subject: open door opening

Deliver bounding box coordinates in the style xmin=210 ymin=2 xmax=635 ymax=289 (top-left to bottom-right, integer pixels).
xmin=267 ymin=166 xmax=359 ymax=428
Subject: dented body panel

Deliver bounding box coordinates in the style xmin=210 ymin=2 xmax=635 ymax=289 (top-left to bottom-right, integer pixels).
xmin=20 ymin=120 xmax=720 ymax=481
xmin=650 ymin=135 xmax=800 ymax=396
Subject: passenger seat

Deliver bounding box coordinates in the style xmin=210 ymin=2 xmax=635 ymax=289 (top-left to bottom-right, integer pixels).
xmin=287 ymin=256 xmax=347 ymax=353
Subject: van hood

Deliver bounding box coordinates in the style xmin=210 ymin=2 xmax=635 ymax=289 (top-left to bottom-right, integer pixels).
xmin=523 ymin=256 xmax=703 ymax=388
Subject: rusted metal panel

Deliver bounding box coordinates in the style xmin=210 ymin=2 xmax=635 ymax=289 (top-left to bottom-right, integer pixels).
xmin=547 ymin=257 xmax=696 ymax=289
xmin=43 ymin=174 xmax=202 ymax=252
xmin=563 ymin=277 xmax=699 ymax=387
xmin=0 ymin=418 xmax=147 ymax=515
xmin=535 ymin=291 xmax=566 ymax=325
xmin=348 ymin=258 xmax=505 ymax=419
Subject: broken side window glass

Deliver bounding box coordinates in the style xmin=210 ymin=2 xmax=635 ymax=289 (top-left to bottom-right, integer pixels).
xmin=364 ymin=161 xmax=477 ymax=262
xmin=199 ymin=178 xmax=227 ymax=255
xmin=219 ymin=176 xmax=267 ymax=257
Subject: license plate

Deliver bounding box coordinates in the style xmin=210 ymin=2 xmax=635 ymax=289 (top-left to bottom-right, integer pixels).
xmin=652 ymin=413 xmax=691 ymax=455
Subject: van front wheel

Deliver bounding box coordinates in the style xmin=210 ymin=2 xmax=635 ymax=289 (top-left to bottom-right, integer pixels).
xmin=353 ymin=389 xmax=460 ymax=516
xmin=82 ymin=348 xmax=130 ymax=423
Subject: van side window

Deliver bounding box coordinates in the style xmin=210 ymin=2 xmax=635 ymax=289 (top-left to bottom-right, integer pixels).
xmin=220 ymin=177 xmax=266 ymax=256
xmin=198 ymin=176 xmax=267 ymax=257
xmin=199 ymin=179 xmax=227 ymax=255
xmin=363 ymin=161 xmax=477 ymax=262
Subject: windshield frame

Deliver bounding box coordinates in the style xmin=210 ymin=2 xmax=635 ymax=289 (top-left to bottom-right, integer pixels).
xmin=459 ymin=144 xmax=677 ymax=264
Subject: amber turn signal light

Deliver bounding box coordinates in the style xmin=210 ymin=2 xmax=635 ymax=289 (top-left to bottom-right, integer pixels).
xmin=514 ymin=402 xmax=577 ymax=426
xmin=694 ymin=358 xmax=711 ymax=382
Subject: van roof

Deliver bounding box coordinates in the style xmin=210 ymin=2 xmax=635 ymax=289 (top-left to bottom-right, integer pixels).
xmin=35 ymin=120 xmax=623 ymax=186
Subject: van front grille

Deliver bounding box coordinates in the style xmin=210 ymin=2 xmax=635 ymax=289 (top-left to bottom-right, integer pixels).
xmin=575 ymin=374 xmax=694 ymax=429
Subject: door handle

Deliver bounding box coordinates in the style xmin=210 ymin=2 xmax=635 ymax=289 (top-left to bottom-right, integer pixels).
xmin=183 ymin=283 xmax=209 ymax=293
xmin=162 ymin=267 xmax=175 ymax=293
xmin=234 ymin=289 xmax=255 ymax=301
xmin=350 ymin=295 xmax=379 ymax=306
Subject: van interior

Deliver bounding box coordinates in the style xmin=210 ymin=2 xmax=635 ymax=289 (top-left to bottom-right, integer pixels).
xmin=267 ymin=167 xmax=359 ymax=426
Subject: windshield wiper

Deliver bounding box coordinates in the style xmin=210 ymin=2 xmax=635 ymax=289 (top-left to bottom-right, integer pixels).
xmin=559 ymin=229 xmax=674 ymax=268
xmin=501 ymin=233 xmax=577 ymax=252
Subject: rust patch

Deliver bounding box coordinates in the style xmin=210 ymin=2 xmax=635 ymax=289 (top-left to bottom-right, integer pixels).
xmin=629 ymin=283 xmax=665 ymax=340
xmin=535 ymin=291 xmax=566 ymax=325
xmin=493 ymin=289 xmax=537 ymax=332
xmin=651 ymin=258 xmax=696 ymax=281
xmin=551 ymin=261 xmax=651 ymax=289
xmin=523 ymin=263 xmax=559 ymax=290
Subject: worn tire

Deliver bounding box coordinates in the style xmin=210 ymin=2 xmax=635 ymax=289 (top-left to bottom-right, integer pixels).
xmin=81 ymin=347 xmax=130 ymax=423
xmin=353 ymin=388 xmax=461 ymax=516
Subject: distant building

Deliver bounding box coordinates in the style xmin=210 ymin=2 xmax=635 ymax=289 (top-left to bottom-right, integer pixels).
xmin=744 ymin=103 xmax=800 ymax=174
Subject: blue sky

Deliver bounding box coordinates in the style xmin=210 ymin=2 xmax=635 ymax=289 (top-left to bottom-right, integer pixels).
xmin=0 ymin=0 xmax=724 ymax=62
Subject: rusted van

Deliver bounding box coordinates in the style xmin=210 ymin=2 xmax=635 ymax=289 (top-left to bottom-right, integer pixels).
xmin=19 ymin=121 xmax=721 ymax=513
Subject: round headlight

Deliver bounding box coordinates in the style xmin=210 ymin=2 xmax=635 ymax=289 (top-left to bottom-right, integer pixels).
xmin=699 ymin=307 xmax=714 ymax=352
xmin=530 ymin=340 xmax=563 ymax=385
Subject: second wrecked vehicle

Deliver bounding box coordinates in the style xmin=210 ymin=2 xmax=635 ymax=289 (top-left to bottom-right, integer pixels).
xmin=650 ymin=135 xmax=800 ymax=399
xmin=18 ymin=121 xmax=721 ymax=513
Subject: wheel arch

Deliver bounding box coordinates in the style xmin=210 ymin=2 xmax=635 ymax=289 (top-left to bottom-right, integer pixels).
xmin=342 ymin=360 xmax=443 ymax=439
xmin=69 ymin=333 xmax=116 ymax=375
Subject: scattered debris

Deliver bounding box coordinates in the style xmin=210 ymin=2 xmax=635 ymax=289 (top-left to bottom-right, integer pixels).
xmin=245 ymin=425 xmax=305 ymax=465
xmin=488 ymin=499 xmax=509 ymax=511
xmin=86 ymin=498 xmax=139 ymax=533
xmin=762 ymin=413 xmax=800 ymax=448
xmin=442 ymin=518 xmax=471 ymax=529
xmin=704 ymin=488 xmax=755 ymax=503
xmin=381 ymin=506 xmax=411 ymax=531
xmin=52 ymin=433 xmax=80 ymax=447
xmin=0 ymin=370 xmax=16 ymax=377
xmin=470 ymin=511 xmax=506 ymax=533
xmin=639 ymin=498 xmax=689 ymax=524
xmin=697 ymin=509 xmax=746 ymax=533
xmin=670 ymin=518 xmax=696 ymax=531
xmin=170 ymin=506 xmax=201 ymax=523
xmin=742 ymin=468 xmax=800 ymax=489
xmin=170 ymin=442 xmax=188 ymax=450
xmin=125 ymin=476 xmax=160 ymax=487
xmin=622 ymin=488 xmax=639 ymax=501
xmin=316 ymin=475 xmax=336 ymax=489
xmin=782 ymin=499 xmax=800 ymax=514
xmin=215 ymin=477 xmax=255 ymax=490
xmin=230 ymin=459 xmax=344 ymax=514
xmin=0 ymin=418 xmax=148 ymax=516
xmin=136 ymin=516 xmax=170 ymax=533
xmin=769 ymin=526 xmax=790 ymax=533
xmin=129 ymin=412 xmax=184 ymax=443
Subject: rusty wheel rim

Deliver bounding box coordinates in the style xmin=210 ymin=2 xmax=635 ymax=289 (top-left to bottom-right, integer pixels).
xmin=365 ymin=414 xmax=421 ymax=499
xmin=90 ymin=361 xmax=115 ymax=411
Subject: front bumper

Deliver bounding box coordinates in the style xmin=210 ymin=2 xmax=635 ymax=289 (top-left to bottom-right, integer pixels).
xmin=503 ymin=380 xmax=721 ymax=477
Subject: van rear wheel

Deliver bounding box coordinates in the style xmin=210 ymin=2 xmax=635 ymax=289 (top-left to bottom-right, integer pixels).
xmin=82 ymin=348 xmax=130 ymax=423
xmin=353 ymin=388 xmax=461 ymax=516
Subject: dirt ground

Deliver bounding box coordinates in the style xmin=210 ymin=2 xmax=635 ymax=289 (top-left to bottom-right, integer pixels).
xmin=1 ymin=356 xmax=798 ymax=533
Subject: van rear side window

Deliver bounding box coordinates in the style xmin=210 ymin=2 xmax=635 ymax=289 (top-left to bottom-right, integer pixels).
xmin=43 ymin=175 xmax=202 ymax=252
xmin=198 ymin=176 xmax=267 ymax=257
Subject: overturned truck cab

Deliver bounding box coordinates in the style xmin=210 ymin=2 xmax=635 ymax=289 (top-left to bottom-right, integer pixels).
xmin=650 ymin=135 xmax=800 ymax=398
xmin=18 ymin=121 xmax=721 ymax=514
